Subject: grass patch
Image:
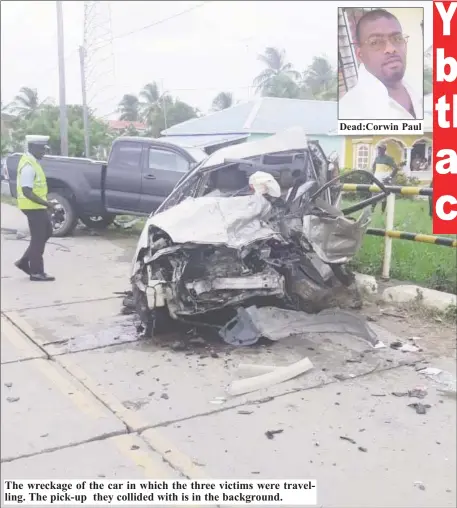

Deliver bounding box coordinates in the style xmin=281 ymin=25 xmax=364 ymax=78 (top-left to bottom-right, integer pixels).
xmin=346 ymin=197 xmax=457 ymax=294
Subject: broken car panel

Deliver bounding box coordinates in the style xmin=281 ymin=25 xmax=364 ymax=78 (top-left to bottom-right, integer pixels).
xmin=129 ymin=128 xmax=389 ymax=339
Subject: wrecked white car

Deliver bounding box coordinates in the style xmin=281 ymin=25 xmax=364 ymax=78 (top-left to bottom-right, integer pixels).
xmin=129 ymin=128 xmax=388 ymax=338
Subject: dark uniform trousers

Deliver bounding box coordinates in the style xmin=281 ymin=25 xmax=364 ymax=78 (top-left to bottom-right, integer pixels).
xmin=19 ymin=209 xmax=53 ymax=274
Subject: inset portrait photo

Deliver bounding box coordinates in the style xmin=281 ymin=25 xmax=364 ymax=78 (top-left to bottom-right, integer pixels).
xmin=338 ymin=7 xmax=424 ymax=120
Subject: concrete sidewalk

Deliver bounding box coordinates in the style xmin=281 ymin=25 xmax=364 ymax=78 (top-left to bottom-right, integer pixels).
xmin=1 ymin=202 xmax=456 ymax=507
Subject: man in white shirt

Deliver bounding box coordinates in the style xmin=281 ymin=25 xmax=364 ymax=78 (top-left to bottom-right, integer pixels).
xmin=339 ymin=9 xmax=423 ymax=120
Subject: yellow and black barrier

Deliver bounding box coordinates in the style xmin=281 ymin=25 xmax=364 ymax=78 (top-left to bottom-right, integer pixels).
xmin=367 ymin=228 xmax=457 ymax=248
xmin=342 ymin=183 xmax=432 ymax=196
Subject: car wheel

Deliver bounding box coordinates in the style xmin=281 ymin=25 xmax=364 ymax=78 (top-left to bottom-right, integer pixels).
xmin=79 ymin=214 xmax=116 ymax=230
xmin=47 ymin=191 xmax=78 ymax=237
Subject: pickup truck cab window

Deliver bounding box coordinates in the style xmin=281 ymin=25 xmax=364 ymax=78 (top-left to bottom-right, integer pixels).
xmin=148 ymin=148 xmax=189 ymax=173
xmin=110 ymin=142 xmax=143 ymax=170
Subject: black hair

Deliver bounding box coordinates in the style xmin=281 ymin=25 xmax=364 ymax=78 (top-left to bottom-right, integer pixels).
xmin=355 ymin=9 xmax=399 ymax=43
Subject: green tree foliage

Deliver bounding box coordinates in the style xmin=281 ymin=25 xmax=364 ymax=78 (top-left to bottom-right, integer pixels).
xmin=11 ymin=87 xmax=50 ymax=119
xmin=253 ymin=48 xmax=337 ymax=101
xmin=253 ymin=47 xmax=300 ymax=98
xmin=10 ymin=104 xmax=113 ymax=157
xmin=300 ymin=56 xmax=337 ymax=100
xmin=117 ymin=94 xmax=140 ymax=121
xmin=211 ymin=92 xmax=234 ymax=111
xmin=122 ymin=84 xmax=198 ymax=137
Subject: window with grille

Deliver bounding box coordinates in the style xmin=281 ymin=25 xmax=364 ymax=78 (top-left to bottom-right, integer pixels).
xmin=355 ymin=144 xmax=370 ymax=169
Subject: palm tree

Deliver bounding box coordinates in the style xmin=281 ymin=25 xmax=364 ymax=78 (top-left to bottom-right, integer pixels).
xmin=1 ymin=101 xmax=10 ymax=114
xmin=212 ymin=92 xmax=234 ymax=111
xmin=139 ymin=82 xmax=168 ymax=126
xmin=117 ymin=94 xmax=140 ymax=121
xmin=300 ymin=56 xmax=337 ymax=101
xmin=253 ymin=47 xmax=300 ymax=97
xmin=11 ymin=87 xmax=45 ymax=119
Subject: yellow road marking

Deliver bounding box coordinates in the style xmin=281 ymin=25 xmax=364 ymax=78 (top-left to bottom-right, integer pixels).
xmin=1 ymin=314 xmax=44 ymax=361
xmin=5 ymin=312 xmax=210 ymax=479
xmin=5 ymin=310 xmax=49 ymax=347
xmin=111 ymin=434 xmax=179 ymax=479
xmin=59 ymin=355 xmax=210 ymax=479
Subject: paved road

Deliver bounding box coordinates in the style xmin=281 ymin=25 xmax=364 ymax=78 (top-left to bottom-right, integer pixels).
xmin=1 ymin=202 xmax=456 ymax=507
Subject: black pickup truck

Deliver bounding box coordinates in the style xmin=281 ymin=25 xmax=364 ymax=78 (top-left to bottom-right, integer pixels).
xmin=5 ymin=137 xmax=224 ymax=236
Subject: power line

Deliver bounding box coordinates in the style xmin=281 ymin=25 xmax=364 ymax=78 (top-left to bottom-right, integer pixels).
xmin=92 ymin=1 xmax=209 ymax=51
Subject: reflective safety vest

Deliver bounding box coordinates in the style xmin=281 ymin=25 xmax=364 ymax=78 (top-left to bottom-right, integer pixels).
xmin=16 ymin=154 xmax=48 ymax=210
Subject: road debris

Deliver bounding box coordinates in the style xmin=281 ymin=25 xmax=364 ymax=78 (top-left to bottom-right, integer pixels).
xmin=399 ymin=343 xmax=420 ymax=353
xmin=358 ymin=446 xmax=368 ymax=452
xmin=237 ymin=410 xmax=253 ymax=415
xmin=227 ymin=357 xmax=313 ymax=397
xmin=408 ymin=402 xmax=431 ymax=414
xmin=418 ymin=367 xmax=456 ymax=396
xmin=219 ymin=306 xmax=380 ymax=347
xmin=4 ymin=382 xmax=12 ymax=388
xmin=392 ymin=387 xmax=427 ymax=399
xmin=340 ymin=436 xmax=357 ymax=444
xmin=6 ymin=397 xmax=20 ymax=403
xmin=414 ymin=481 xmax=426 ymax=491
xmin=209 ymin=396 xmax=226 ymax=405
xmin=265 ymin=429 xmax=284 ymax=440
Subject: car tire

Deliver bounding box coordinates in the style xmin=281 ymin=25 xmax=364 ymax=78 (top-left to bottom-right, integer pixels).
xmin=48 ymin=191 xmax=78 ymax=237
xmin=79 ymin=214 xmax=116 ymax=230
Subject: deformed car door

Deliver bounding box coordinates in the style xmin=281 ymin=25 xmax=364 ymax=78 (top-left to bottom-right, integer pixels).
xmin=139 ymin=147 xmax=191 ymax=214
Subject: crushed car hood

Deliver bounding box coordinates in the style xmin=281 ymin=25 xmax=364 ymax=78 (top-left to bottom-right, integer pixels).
xmin=132 ymin=127 xmax=311 ymax=274
xmin=141 ymin=194 xmax=280 ymax=249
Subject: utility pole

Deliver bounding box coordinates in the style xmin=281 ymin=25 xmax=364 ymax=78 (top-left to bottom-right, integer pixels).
xmin=79 ymin=46 xmax=91 ymax=157
xmin=56 ymin=0 xmax=68 ymax=156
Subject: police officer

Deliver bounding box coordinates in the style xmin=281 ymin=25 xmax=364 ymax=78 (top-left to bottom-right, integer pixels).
xmin=14 ymin=135 xmax=57 ymax=281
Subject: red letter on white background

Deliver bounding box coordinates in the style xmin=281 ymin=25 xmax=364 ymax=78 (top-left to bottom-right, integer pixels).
xmin=433 ymin=1 xmax=457 ymax=234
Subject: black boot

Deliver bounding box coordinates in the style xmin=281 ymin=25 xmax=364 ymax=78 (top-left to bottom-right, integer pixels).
xmin=30 ymin=273 xmax=56 ymax=282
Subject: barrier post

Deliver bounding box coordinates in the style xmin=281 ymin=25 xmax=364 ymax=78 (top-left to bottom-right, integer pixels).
xmin=382 ymin=193 xmax=396 ymax=279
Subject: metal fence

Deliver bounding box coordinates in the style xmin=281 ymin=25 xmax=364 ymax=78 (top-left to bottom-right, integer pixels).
xmin=341 ymin=183 xmax=456 ymax=279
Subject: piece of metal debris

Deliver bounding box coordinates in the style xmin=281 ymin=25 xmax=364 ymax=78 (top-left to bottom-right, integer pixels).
xmin=210 ymin=396 xmax=226 ymax=405
xmin=4 ymin=383 xmax=12 ymax=388
xmin=414 ymin=481 xmax=426 ymax=491
xmin=6 ymin=397 xmax=19 ymax=403
xmin=221 ymin=306 xmax=379 ymax=347
xmin=265 ymin=429 xmax=283 ymax=440
xmin=418 ymin=367 xmax=456 ymax=395
xmin=227 ymin=357 xmax=313 ymax=397
xmin=340 ymin=436 xmax=357 ymax=444
xmin=237 ymin=410 xmax=253 ymax=415
xmin=408 ymin=387 xmax=427 ymax=399
xmin=358 ymin=446 xmax=368 ymax=452
xmin=408 ymin=403 xmax=431 ymax=415
xmin=399 ymin=343 xmax=420 ymax=353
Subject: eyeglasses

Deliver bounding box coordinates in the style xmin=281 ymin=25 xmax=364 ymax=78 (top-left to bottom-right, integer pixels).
xmin=360 ymin=34 xmax=409 ymax=51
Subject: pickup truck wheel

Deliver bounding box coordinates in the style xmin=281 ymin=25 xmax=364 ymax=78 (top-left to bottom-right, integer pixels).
xmin=48 ymin=191 xmax=78 ymax=237
xmin=79 ymin=214 xmax=116 ymax=230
